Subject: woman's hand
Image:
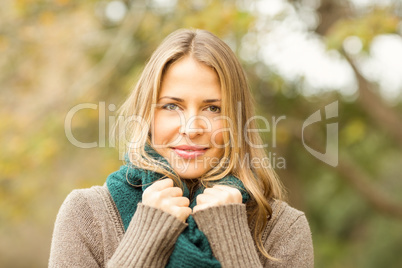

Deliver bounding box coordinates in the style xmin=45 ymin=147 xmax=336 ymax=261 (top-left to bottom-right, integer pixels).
xmin=142 ymin=178 xmax=192 ymax=223
xmin=193 ymin=185 xmax=242 ymax=213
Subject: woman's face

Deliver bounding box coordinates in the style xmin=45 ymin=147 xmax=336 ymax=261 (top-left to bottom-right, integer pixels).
xmin=151 ymin=56 xmax=225 ymax=179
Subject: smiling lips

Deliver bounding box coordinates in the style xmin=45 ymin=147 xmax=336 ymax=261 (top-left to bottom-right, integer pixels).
xmin=172 ymin=145 xmax=209 ymax=159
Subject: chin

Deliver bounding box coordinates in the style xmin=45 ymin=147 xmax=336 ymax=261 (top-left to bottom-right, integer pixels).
xmin=173 ymin=167 xmax=208 ymax=179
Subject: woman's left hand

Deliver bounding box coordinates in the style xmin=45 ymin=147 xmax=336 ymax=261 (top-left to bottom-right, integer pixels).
xmin=193 ymin=185 xmax=242 ymax=213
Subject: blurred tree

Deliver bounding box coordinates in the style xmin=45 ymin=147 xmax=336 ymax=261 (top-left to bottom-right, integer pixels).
xmin=253 ymin=0 xmax=402 ymax=267
xmin=1 ymin=0 xmax=401 ymax=267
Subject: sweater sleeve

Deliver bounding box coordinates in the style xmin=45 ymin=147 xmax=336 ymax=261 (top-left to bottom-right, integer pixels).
xmin=192 ymin=203 xmax=314 ymax=268
xmin=263 ymin=214 xmax=314 ymax=268
xmin=49 ymin=190 xmax=105 ymax=267
xmin=49 ymin=190 xmax=188 ymax=268
xmin=107 ymin=203 xmax=188 ymax=267
xmin=192 ymin=203 xmax=263 ymax=268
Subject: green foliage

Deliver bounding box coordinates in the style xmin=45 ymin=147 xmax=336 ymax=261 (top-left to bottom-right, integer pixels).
xmin=1 ymin=0 xmax=402 ymax=267
xmin=326 ymin=8 xmax=399 ymax=52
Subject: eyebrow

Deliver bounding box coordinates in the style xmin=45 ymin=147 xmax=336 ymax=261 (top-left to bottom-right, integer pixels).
xmin=158 ymin=96 xmax=221 ymax=103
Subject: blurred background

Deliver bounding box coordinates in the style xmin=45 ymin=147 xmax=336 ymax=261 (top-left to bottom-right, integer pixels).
xmin=1 ymin=0 xmax=402 ymax=267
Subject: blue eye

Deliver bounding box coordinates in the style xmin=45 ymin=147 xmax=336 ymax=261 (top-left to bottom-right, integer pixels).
xmin=206 ymin=105 xmax=221 ymax=113
xmin=162 ymin=103 xmax=179 ymax=111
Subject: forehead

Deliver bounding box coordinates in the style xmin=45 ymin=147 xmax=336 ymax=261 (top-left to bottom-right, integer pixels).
xmin=159 ymin=56 xmax=221 ymax=99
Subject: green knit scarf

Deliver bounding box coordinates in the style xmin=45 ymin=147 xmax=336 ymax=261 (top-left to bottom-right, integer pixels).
xmin=106 ymin=147 xmax=250 ymax=268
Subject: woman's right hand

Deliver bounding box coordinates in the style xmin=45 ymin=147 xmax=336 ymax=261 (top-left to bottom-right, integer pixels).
xmin=142 ymin=178 xmax=192 ymax=223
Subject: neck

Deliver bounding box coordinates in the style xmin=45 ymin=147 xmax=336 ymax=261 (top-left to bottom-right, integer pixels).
xmin=184 ymin=178 xmax=200 ymax=202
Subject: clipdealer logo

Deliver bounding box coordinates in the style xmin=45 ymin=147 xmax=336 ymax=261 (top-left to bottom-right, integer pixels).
xmin=302 ymin=101 xmax=338 ymax=167
xmin=64 ymin=101 xmax=339 ymax=168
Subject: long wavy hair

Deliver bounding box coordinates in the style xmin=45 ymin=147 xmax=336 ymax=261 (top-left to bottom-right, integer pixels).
xmin=114 ymin=28 xmax=286 ymax=260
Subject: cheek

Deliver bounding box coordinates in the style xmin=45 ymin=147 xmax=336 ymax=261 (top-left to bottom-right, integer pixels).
xmin=210 ymin=120 xmax=226 ymax=145
xmin=152 ymin=111 xmax=181 ymax=144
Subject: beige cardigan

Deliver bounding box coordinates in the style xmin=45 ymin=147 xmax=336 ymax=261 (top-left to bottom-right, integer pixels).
xmin=49 ymin=184 xmax=314 ymax=267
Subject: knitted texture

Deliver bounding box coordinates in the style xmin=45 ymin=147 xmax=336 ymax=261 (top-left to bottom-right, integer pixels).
xmin=106 ymin=149 xmax=250 ymax=268
xmin=49 ymin=185 xmax=314 ymax=267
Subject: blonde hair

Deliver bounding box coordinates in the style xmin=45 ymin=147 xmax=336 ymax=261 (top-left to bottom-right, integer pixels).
xmin=115 ymin=28 xmax=286 ymax=260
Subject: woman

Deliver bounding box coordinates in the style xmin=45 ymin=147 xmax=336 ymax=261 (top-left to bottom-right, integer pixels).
xmin=49 ymin=29 xmax=314 ymax=267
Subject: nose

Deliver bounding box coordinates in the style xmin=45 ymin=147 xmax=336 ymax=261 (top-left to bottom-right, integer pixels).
xmin=179 ymin=113 xmax=208 ymax=139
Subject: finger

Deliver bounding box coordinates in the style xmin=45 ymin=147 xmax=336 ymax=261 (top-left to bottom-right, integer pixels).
xmin=212 ymin=185 xmax=242 ymax=202
xmin=213 ymin=185 xmax=241 ymax=196
xmin=212 ymin=185 xmax=237 ymax=192
xmin=174 ymin=206 xmax=192 ymax=222
xmin=160 ymin=186 xmax=183 ymax=198
xmin=203 ymin=187 xmax=218 ymax=195
xmin=193 ymin=204 xmax=211 ymax=213
xmin=196 ymin=194 xmax=206 ymax=205
xmin=150 ymin=178 xmax=174 ymax=191
xmin=196 ymin=193 xmax=218 ymax=205
xmin=171 ymin=196 xmax=190 ymax=207
xmin=205 ymin=185 xmax=234 ymax=196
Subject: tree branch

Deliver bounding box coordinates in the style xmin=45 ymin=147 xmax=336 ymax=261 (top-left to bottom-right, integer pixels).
xmin=336 ymin=157 xmax=402 ymax=219
xmin=284 ymin=117 xmax=402 ymax=220
xmin=342 ymin=50 xmax=402 ymax=148
xmin=68 ymin=0 xmax=147 ymax=100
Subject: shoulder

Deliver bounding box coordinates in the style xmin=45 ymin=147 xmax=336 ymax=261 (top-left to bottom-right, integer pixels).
xmin=269 ymin=199 xmax=309 ymax=231
xmin=60 ymin=185 xmax=108 ymax=214
xmin=55 ymin=186 xmax=105 ymax=225
xmin=262 ymin=199 xmax=311 ymax=241
xmin=64 ymin=184 xmax=108 ymax=200
xmin=260 ymin=200 xmax=314 ymax=267
xmin=56 ymin=184 xmax=123 ymax=231
xmin=50 ymin=185 xmax=124 ymax=267
xmin=70 ymin=184 xmax=109 ymax=200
